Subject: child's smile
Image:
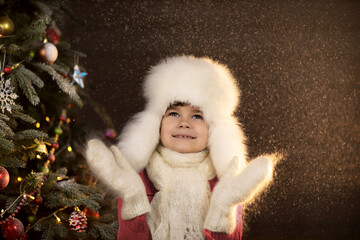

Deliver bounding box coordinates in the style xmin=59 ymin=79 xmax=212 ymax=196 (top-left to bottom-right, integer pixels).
xmin=160 ymin=104 xmax=209 ymax=153
xmin=172 ymin=134 xmax=195 ymax=139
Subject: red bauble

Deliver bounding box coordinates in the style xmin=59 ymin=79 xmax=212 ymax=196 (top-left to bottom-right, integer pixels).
xmin=46 ymin=21 xmax=61 ymax=45
xmin=3 ymin=65 xmax=11 ymax=74
xmin=51 ymin=142 xmax=59 ymax=149
xmin=46 ymin=28 xmax=60 ymax=44
xmin=47 ymin=154 xmax=55 ymax=163
xmin=1 ymin=218 xmax=24 ymax=240
xmin=35 ymin=195 xmax=43 ymax=205
xmin=84 ymin=208 xmax=99 ymax=219
xmin=59 ymin=113 xmax=67 ymax=122
xmin=0 ymin=166 xmax=9 ymax=190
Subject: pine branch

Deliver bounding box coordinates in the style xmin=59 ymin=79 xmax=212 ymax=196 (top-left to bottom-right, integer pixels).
xmin=10 ymin=104 xmax=24 ymax=112
xmin=31 ymin=206 xmax=69 ymax=238
xmin=0 ymin=128 xmax=6 ymax=137
xmin=0 ymin=119 xmax=14 ymax=137
xmin=5 ymin=114 xmax=18 ymax=130
xmin=88 ymin=221 xmax=118 ymax=240
xmin=6 ymin=44 xmax=22 ymax=56
xmin=21 ymin=18 xmax=47 ymax=42
xmin=39 ymin=219 xmax=56 ymax=240
xmin=4 ymin=104 xmax=25 ymax=130
xmin=0 ymin=155 xmax=25 ymax=168
xmin=32 ymin=1 xmax=54 ymax=16
xmin=32 ymin=62 xmax=83 ymax=107
xmin=13 ymin=129 xmax=48 ymax=140
xmin=34 ymin=0 xmax=65 ymax=17
xmin=3 ymin=195 xmax=26 ymax=215
xmin=54 ymin=221 xmax=70 ymax=239
xmin=29 ymin=207 xmax=81 ymax=240
xmin=17 ymin=65 xmax=44 ymax=88
xmin=12 ymin=66 xmax=40 ymax=106
xmin=9 ymin=13 xmax=45 ymax=44
xmin=0 ymin=113 xmax=10 ymax=121
xmin=4 ymin=196 xmax=21 ymax=212
xmin=0 ymin=137 xmax=15 ymax=152
xmin=11 ymin=109 xmax=36 ymax=124
xmin=0 ymin=44 xmax=5 ymax=53
xmin=51 ymin=62 xmax=70 ymax=75
xmin=43 ymin=178 xmax=102 ymax=211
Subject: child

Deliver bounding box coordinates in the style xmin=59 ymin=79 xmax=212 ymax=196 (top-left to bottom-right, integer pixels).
xmin=86 ymin=55 xmax=276 ymax=239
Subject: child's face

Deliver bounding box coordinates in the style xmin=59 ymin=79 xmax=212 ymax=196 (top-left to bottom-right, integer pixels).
xmin=160 ymin=104 xmax=209 ymax=153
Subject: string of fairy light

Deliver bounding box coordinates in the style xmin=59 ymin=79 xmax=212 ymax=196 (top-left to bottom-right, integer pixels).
xmin=0 ymin=62 xmax=21 ymax=78
xmin=0 ymin=13 xmax=94 ymax=238
xmin=0 ymin=104 xmax=84 ymax=233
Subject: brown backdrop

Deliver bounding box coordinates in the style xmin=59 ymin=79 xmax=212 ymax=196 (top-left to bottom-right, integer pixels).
xmin=62 ymin=1 xmax=360 ymax=239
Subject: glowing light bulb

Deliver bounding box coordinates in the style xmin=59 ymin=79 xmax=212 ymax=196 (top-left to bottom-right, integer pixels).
xmin=36 ymin=154 xmax=42 ymax=159
xmin=17 ymin=177 xmax=22 ymax=182
xmin=45 ymin=116 xmax=50 ymax=122
xmin=67 ymin=146 xmax=72 ymax=152
xmin=36 ymin=122 xmax=40 ymax=128
xmin=54 ymin=214 xmax=61 ymax=223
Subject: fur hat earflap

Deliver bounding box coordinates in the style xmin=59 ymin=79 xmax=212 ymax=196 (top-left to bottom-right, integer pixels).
xmin=117 ymin=55 xmax=247 ymax=178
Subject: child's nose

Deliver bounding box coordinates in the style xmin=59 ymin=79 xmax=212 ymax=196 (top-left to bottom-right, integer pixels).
xmin=178 ymin=118 xmax=190 ymax=128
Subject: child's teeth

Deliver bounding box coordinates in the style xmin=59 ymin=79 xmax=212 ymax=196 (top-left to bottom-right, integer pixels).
xmin=177 ymin=135 xmax=192 ymax=139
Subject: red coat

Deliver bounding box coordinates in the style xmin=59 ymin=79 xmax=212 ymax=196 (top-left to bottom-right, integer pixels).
xmin=118 ymin=170 xmax=243 ymax=240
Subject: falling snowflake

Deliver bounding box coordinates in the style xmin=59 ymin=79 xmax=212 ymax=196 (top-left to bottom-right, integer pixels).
xmin=0 ymin=79 xmax=18 ymax=113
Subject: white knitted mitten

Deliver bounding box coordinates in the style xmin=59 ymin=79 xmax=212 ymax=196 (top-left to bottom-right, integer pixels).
xmin=204 ymin=155 xmax=275 ymax=234
xmin=86 ymin=139 xmax=151 ymax=220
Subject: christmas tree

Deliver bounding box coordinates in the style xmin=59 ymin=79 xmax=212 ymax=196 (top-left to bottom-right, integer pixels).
xmin=0 ymin=1 xmax=117 ymax=239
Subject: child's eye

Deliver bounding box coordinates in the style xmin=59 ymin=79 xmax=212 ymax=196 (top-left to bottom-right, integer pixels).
xmin=168 ymin=112 xmax=179 ymax=117
xmin=192 ymin=114 xmax=203 ymax=119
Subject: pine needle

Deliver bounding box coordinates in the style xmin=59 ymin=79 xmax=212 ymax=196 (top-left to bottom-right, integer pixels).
xmin=17 ymin=65 xmax=44 ymax=88
xmin=10 ymin=104 xmax=24 ymax=112
xmin=0 ymin=155 xmax=26 ymax=168
xmin=11 ymin=109 xmax=36 ymax=124
xmin=52 ymin=62 xmax=70 ymax=75
xmin=33 ymin=1 xmax=54 ymax=16
xmin=0 ymin=113 xmax=10 ymax=121
xmin=0 ymin=120 xmax=14 ymax=137
xmin=40 ymin=219 xmax=56 ymax=240
xmin=12 ymin=67 xmax=40 ymax=105
xmin=7 ymin=44 xmax=22 ymax=55
xmin=0 ymin=129 xmax=5 ymax=137
xmin=44 ymin=179 xmax=102 ymax=211
xmin=0 ymin=137 xmax=15 ymax=151
xmin=88 ymin=221 xmax=118 ymax=240
xmin=14 ymin=129 xmax=48 ymax=140
xmin=22 ymin=19 xmax=47 ymax=42
xmin=32 ymin=62 xmax=83 ymax=107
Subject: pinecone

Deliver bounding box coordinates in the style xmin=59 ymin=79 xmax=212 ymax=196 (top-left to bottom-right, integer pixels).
xmin=69 ymin=209 xmax=87 ymax=233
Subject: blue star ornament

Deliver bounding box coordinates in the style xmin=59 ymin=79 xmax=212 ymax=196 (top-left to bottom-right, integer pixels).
xmin=72 ymin=64 xmax=87 ymax=88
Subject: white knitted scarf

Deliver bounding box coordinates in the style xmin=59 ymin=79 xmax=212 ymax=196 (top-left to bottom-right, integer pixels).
xmin=146 ymin=146 xmax=216 ymax=240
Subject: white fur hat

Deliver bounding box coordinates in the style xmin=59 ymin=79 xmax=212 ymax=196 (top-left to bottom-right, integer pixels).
xmin=117 ymin=55 xmax=247 ymax=178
